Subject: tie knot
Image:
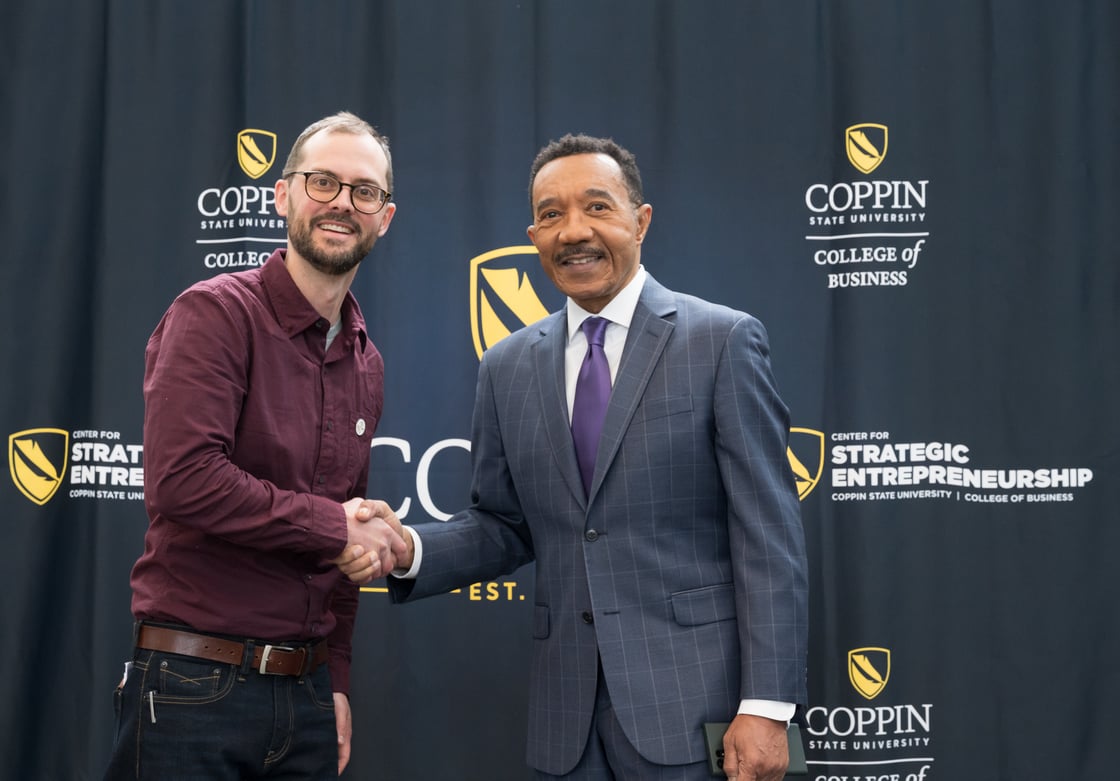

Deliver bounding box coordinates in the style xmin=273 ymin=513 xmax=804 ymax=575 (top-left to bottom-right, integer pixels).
xmin=581 ymin=316 xmax=609 ymax=347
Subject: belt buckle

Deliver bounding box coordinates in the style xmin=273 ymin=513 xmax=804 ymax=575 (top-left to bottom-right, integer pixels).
xmin=259 ymin=644 xmax=295 ymax=675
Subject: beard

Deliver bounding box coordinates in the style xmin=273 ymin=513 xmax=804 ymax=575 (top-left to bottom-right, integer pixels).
xmin=288 ymin=214 xmax=376 ymax=276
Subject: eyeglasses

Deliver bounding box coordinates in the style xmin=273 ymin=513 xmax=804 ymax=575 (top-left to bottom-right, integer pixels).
xmin=288 ymin=171 xmax=392 ymax=214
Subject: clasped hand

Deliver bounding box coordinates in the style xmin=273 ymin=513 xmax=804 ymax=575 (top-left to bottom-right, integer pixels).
xmin=331 ymin=498 xmax=412 ymax=584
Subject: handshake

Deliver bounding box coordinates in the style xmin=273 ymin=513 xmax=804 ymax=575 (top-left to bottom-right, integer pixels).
xmin=331 ymin=498 xmax=414 ymax=585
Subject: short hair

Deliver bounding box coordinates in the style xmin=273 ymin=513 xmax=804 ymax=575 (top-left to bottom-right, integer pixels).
xmin=528 ymin=133 xmax=644 ymax=211
xmin=282 ymin=111 xmax=393 ymax=192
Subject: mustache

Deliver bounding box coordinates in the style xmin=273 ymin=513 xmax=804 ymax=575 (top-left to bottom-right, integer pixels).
xmin=556 ymin=244 xmax=604 ymax=262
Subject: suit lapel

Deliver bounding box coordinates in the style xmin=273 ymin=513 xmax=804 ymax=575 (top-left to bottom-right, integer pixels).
xmin=532 ymin=312 xmax=588 ymax=504
xmin=587 ymin=277 xmax=677 ymax=501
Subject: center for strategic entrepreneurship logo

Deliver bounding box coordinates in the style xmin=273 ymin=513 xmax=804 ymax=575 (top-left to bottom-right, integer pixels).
xmin=196 ymin=126 xmax=288 ymax=271
xmin=8 ymin=427 xmax=144 ymax=505
xmin=804 ymin=122 xmax=932 ymax=289
xmin=9 ymin=428 xmax=69 ymax=505
xmin=467 ymin=247 xmax=821 ymax=498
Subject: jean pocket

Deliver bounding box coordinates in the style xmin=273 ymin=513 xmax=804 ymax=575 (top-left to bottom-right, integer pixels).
xmin=301 ymin=666 xmax=335 ymax=711
xmin=154 ymin=654 xmax=234 ymax=703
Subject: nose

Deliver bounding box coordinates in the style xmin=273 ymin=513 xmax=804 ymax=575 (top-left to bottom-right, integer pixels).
xmin=557 ymin=210 xmax=594 ymax=243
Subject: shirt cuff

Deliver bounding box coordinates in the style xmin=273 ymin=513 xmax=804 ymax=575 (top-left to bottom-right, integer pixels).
xmin=738 ymin=699 xmax=796 ymax=723
xmin=390 ymin=526 xmax=422 ymax=579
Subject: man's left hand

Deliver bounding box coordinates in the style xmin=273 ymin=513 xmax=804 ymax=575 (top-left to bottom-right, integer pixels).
xmin=722 ymin=713 xmax=789 ymax=781
xmin=334 ymin=692 xmax=352 ymax=774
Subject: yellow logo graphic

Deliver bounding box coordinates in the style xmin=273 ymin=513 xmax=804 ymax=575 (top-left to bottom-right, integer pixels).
xmin=787 ymin=427 xmax=824 ymax=500
xmin=237 ymin=129 xmax=277 ymax=179
xmin=470 ymin=246 xmax=556 ymax=359
xmin=9 ymin=428 xmax=69 ymax=505
xmin=849 ymin=647 xmax=891 ymax=700
xmin=846 ymin=123 xmax=888 ymax=174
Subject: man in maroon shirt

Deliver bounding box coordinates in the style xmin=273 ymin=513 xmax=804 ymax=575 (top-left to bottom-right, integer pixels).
xmin=103 ymin=112 xmax=408 ymax=780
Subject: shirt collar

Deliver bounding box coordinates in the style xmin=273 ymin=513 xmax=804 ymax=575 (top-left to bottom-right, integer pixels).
xmin=565 ymin=265 xmax=647 ymax=342
xmin=262 ymin=249 xmax=368 ymax=350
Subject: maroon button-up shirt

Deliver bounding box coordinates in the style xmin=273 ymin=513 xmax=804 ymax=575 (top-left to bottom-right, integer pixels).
xmin=130 ymin=249 xmax=383 ymax=693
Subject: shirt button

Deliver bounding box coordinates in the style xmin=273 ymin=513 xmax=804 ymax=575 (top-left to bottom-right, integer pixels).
xmin=585 ymin=529 xmax=598 ymax=542
xmin=581 ymin=611 xmax=594 ymax=624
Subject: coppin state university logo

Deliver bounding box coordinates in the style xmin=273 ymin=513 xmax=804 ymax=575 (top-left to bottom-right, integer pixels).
xmin=469 ymin=246 xmax=557 ymax=360
xmin=849 ymin=647 xmax=891 ymax=700
xmin=468 ymin=247 xmax=822 ymax=499
xmin=846 ymin=123 xmax=888 ymax=174
xmin=237 ymin=129 xmax=278 ymax=180
xmin=9 ymin=428 xmax=69 ymax=505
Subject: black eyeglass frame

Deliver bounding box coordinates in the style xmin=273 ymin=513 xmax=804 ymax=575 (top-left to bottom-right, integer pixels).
xmin=287 ymin=170 xmax=392 ymax=214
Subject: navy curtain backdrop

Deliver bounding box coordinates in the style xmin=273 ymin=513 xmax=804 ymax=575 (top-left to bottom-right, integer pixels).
xmin=2 ymin=1 xmax=1117 ymax=779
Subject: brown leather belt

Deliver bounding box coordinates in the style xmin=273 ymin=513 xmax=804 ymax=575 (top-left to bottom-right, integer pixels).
xmin=136 ymin=624 xmax=328 ymax=676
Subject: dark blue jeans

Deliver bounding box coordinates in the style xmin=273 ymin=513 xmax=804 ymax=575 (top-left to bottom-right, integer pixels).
xmin=103 ymin=647 xmax=337 ymax=780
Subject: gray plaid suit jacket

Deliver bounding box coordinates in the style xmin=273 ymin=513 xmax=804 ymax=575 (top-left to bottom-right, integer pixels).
xmin=390 ymin=274 xmax=808 ymax=774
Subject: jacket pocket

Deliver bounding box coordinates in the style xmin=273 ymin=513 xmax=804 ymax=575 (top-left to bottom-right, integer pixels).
xmin=632 ymin=393 xmax=693 ymax=424
xmin=670 ymin=582 xmax=736 ymax=626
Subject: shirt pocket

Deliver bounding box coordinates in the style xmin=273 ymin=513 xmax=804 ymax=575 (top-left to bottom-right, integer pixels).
xmin=340 ymin=403 xmax=379 ymax=486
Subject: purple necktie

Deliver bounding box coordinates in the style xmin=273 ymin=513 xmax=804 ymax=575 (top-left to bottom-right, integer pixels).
xmin=571 ymin=316 xmax=612 ymax=495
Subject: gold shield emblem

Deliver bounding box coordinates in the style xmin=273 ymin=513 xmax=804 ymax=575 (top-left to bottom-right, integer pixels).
xmin=848 ymin=647 xmax=891 ymax=700
xmin=9 ymin=428 xmax=69 ymax=505
xmin=787 ymin=427 xmax=824 ymax=500
xmin=237 ymin=129 xmax=277 ymax=179
xmin=470 ymin=246 xmax=557 ymax=359
xmin=846 ymin=123 xmax=888 ymax=174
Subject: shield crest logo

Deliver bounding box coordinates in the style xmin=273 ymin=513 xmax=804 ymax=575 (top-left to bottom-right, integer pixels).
xmin=787 ymin=427 xmax=824 ymax=500
xmin=237 ymin=129 xmax=277 ymax=179
xmin=470 ymin=246 xmax=560 ymax=359
xmin=846 ymin=123 xmax=888 ymax=174
xmin=9 ymin=428 xmax=69 ymax=505
xmin=848 ymin=647 xmax=891 ymax=700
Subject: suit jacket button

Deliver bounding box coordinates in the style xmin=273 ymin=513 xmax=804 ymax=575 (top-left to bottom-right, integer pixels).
xmin=585 ymin=529 xmax=598 ymax=542
xmin=581 ymin=611 xmax=594 ymax=624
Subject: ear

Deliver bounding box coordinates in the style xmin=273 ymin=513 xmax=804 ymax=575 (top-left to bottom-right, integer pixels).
xmin=275 ymin=178 xmax=290 ymax=218
xmin=526 ymin=223 xmax=538 ymax=246
xmin=635 ymin=203 xmax=653 ymax=243
xmin=375 ymin=202 xmax=397 ymax=237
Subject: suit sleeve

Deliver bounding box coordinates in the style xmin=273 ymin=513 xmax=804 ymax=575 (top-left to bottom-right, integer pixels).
xmin=714 ymin=314 xmax=809 ymax=705
xmin=388 ymin=355 xmax=535 ymax=601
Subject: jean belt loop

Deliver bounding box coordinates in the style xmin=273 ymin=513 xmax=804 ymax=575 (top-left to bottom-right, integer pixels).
xmin=239 ymin=638 xmax=256 ymax=676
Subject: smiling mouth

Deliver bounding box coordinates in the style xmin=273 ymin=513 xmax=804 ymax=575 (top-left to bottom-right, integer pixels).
xmin=557 ymin=247 xmax=604 ymax=266
xmin=315 ymin=218 xmax=357 ymax=236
